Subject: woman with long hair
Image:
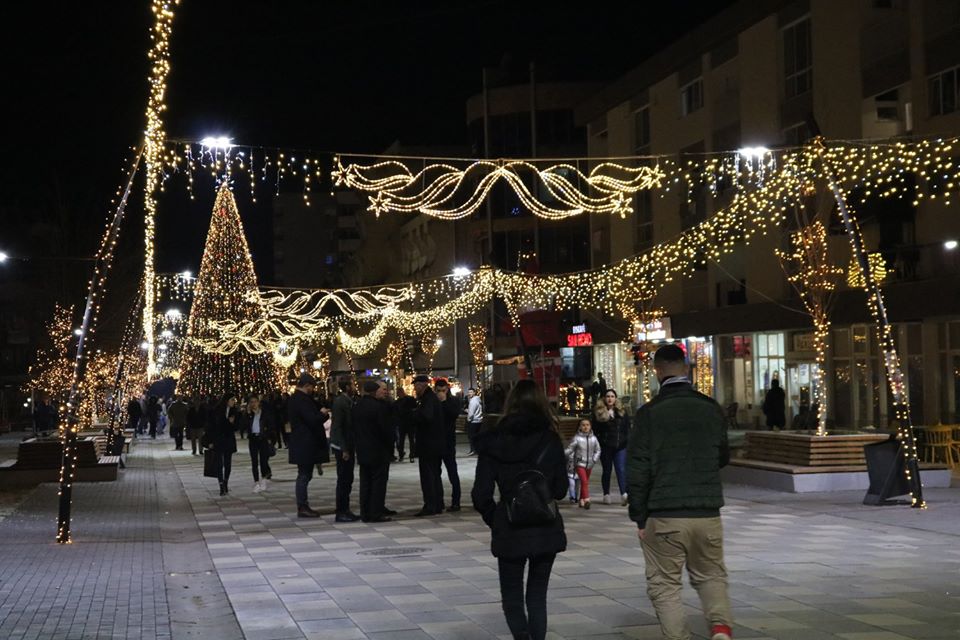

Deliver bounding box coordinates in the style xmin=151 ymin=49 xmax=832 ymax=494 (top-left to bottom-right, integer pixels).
xmin=592 ymin=389 xmax=631 ymax=505
xmin=471 ymin=379 xmax=568 ymax=640
xmin=207 ymin=392 xmax=239 ymax=495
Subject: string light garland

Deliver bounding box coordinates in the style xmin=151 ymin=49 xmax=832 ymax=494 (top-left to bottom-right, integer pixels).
xmin=178 ymin=184 xmax=283 ymax=397
xmin=332 ymin=155 xmax=665 ymax=219
xmin=420 ymin=332 xmax=441 ymax=376
xmin=847 ymin=253 xmax=888 ymax=288
xmin=468 ymin=323 xmax=488 ymax=391
xmin=776 ymin=219 xmax=844 ymax=435
xmin=142 ymin=0 xmax=181 ymax=380
xmin=25 ymin=304 xmax=76 ymax=409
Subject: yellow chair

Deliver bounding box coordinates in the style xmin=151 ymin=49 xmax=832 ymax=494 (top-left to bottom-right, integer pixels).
xmin=921 ymin=425 xmax=956 ymax=468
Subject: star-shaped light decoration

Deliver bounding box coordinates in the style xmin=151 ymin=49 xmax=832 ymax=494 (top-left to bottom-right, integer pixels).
xmin=331 ymin=157 xmax=351 ymax=187
xmin=367 ymin=191 xmax=391 ymax=217
xmin=611 ymin=192 xmax=633 ymax=219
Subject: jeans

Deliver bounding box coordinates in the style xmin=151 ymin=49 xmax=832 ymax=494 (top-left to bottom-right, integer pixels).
xmin=295 ymin=463 xmax=314 ymax=508
xmin=641 ymin=517 xmax=732 ymax=640
xmin=216 ymin=451 xmax=233 ymax=486
xmin=335 ymin=449 xmax=355 ymax=515
xmin=248 ymin=434 xmax=272 ymax=481
xmin=600 ymin=446 xmax=627 ymax=496
xmin=441 ymin=447 xmax=461 ymax=508
xmin=497 ymin=554 xmax=556 ymax=640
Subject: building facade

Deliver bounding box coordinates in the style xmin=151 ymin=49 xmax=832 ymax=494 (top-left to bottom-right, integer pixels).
xmin=576 ymin=0 xmax=960 ymax=428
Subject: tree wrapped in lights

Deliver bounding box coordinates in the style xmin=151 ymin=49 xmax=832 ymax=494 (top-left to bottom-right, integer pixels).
xmin=468 ymin=323 xmax=488 ymax=391
xmin=26 ymin=304 xmax=75 ymax=406
xmin=179 ymin=184 xmax=281 ymax=397
xmin=420 ymin=332 xmax=441 ymax=376
xmin=777 ymin=213 xmax=843 ymax=435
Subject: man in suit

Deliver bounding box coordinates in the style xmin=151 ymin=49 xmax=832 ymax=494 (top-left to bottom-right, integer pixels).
xmin=288 ymin=374 xmax=330 ymax=518
xmin=354 ymin=380 xmax=395 ymax=522
xmin=413 ymin=374 xmax=445 ymax=517
xmin=330 ymin=375 xmax=359 ymax=523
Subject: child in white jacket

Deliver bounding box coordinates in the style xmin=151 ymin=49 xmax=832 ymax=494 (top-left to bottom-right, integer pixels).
xmin=565 ymin=418 xmax=602 ymax=508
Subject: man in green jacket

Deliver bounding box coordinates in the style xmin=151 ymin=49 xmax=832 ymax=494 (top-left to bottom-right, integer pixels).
xmin=627 ymin=344 xmax=733 ymax=640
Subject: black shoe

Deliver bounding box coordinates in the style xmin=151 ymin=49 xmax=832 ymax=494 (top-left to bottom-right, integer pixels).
xmin=398 ymin=454 xmax=405 ymax=462
xmin=297 ymin=507 xmax=321 ymax=518
xmin=264 ymin=474 xmax=272 ymax=480
xmin=414 ymin=509 xmax=439 ymax=517
xmin=364 ymin=515 xmax=392 ymax=523
xmin=447 ymin=505 xmax=461 ymax=512
xmin=335 ymin=512 xmax=360 ymax=523
xmin=382 ymin=508 xmax=398 ymax=516
xmin=219 ymin=483 xmax=226 ymax=496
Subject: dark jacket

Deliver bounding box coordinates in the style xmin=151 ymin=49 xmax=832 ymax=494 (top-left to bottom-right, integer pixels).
xmin=167 ymin=400 xmax=189 ymax=432
xmin=394 ymin=395 xmax=417 ymax=431
xmin=471 ymin=412 xmax=568 ymax=559
xmin=762 ymin=385 xmax=786 ymax=427
xmin=239 ymin=408 xmax=275 ymax=439
xmin=330 ymin=392 xmax=355 ymax=453
xmin=187 ymin=402 xmax=208 ymax=434
xmin=627 ymin=380 xmax=729 ymax=529
xmin=207 ymin=405 xmax=238 ymax=453
xmin=440 ymin=393 xmax=461 ymax=452
xmin=126 ymin=399 xmax=143 ymax=422
xmin=415 ymin=388 xmax=446 ymax=457
xmin=288 ymin=389 xmax=330 ymax=465
xmin=592 ymin=406 xmax=630 ymax=452
xmin=353 ymin=396 xmax=394 ymax=466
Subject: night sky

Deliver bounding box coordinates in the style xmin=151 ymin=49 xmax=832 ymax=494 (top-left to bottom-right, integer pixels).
xmin=2 ymin=1 xmax=732 ymax=331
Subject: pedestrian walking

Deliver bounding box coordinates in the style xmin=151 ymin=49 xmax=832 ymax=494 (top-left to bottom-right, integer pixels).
xmin=565 ymin=418 xmax=601 ymax=508
xmin=330 ymin=376 xmax=359 ymax=523
xmin=762 ymin=378 xmax=786 ymax=430
xmin=413 ymin=374 xmax=444 ymax=516
xmin=354 ymin=380 xmax=394 ymax=522
xmin=465 ymin=387 xmax=483 ymax=455
xmin=186 ymin=395 xmax=207 ymax=455
xmin=206 ymin=393 xmax=239 ymax=496
xmin=146 ymin=395 xmax=160 ymax=439
xmin=627 ymin=343 xmax=733 ymax=640
xmin=241 ymin=395 xmax=275 ymax=493
xmin=394 ymin=385 xmax=417 ymax=462
xmin=288 ymin=373 xmax=330 ymax=518
xmin=593 ymin=389 xmax=631 ymax=505
xmin=125 ymin=396 xmax=142 ymax=436
xmin=434 ymin=378 xmax=462 ymax=512
xmin=167 ymin=395 xmax=189 ymax=451
xmin=472 ymin=379 xmax=568 ymax=640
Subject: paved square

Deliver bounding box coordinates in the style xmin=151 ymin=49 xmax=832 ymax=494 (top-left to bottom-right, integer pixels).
xmin=0 ymin=436 xmax=958 ymax=639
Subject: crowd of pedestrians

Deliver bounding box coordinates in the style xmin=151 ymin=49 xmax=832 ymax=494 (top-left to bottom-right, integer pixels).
xmin=120 ymin=344 xmax=733 ymax=640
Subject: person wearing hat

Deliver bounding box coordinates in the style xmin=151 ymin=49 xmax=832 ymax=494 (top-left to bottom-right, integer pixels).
xmin=330 ymin=375 xmax=360 ymax=523
xmin=413 ymin=374 xmax=445 ymax=516
xmin=353 ymin=380 xmax=394 ymax=522
xmin=288 ymin=373 xmax=330 ymax=518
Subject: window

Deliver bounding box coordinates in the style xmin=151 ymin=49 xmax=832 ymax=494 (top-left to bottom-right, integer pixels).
xmin=929 ymin=66 xmax=959 ymax=117
xmin=680 ymin=78 xmax=703 ymax=116
xmin=783 ymin=122 xmax=807 ymax=146
xmin=634 ymin=190 xmax=653 ymax=252
xmin=783 ymin=17 xmax=812 ymax=98
xmin=633 ymin=106 xmax=650 ymax=152
xmin=875 ymin=89 xmax=899 ymax=121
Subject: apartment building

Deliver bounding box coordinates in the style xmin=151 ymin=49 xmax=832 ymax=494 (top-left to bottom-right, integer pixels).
xmin=575 ymin=0 xmax=960 ymax=428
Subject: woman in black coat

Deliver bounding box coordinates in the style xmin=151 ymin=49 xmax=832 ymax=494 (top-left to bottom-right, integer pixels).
xmin=472 ymin=379 xmax=567 ymax=640
xmin=207 ymin=393 xmax=239 ymax=495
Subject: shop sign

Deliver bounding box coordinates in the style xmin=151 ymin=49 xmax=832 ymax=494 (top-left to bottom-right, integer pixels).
xmin=793 ymin=333 xmax=815 ymax=352
xmin=567 ymin=323 xmax=593 ymax=346
xmin=635 ymin=317 xmax=672 ymax=342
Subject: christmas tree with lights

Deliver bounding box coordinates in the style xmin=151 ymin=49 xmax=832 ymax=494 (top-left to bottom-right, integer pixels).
xmin=26 ymin=303 xmax=75 ymax=403
xmin=178 ymin=184 xmax=280 ymax=397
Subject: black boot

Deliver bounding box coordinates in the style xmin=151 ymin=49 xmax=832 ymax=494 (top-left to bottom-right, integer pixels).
xmin=219 ymin=483 xmax=226 ymax=496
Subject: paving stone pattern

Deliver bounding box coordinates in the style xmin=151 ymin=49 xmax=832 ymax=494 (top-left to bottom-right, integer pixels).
xmin=0 ymin=435 xmax=958 ymax=639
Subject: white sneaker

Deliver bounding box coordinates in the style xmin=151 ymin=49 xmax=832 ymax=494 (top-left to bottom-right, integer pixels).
xmin=260 ymin=479 xmax=268 ymax=492
xmin=252 ymin=482 xmax=262 ymax=493
xmin=711 ymin=633 xmax=732 ymax=640
xmin=602 ymin=494 xmax=611 ymax=505
xmin=621 ymin=493 xmax=628 ymax=506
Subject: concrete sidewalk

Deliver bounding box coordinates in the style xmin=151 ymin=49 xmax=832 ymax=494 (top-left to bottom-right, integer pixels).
xmin=0 ymin=435 xmax=958 ymax=639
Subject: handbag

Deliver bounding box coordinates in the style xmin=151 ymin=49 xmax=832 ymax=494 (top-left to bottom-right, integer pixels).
xmin=203 ymin=448 xmax=219 ymax=478
xmin=505 ymin=436 xmax=558 ymax=527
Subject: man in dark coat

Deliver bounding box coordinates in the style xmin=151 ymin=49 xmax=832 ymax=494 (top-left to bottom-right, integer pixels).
xmin=434 ymin=378 xmax=462 ymax=512
xmin=288 ymin=374 xmax=330 ymax=518
xmin=353 ymin=381 xmax=395 ymax=522
xmin=186 ymin=395 xmax=208 ymax=456
xmin=413 ymin=374 xmax=445 ymax=516
xmin=329 ymin=376 xmax=359 ymax=523
xmin=627 ymin=343 xmax=733 ymax=640
xmin=125 ymin=397 xmax=142 ymax=436
xmin=762 ymin=378 xmax=786 ymax=430
xmin=394 ymin=385 xmax=418 ymax=462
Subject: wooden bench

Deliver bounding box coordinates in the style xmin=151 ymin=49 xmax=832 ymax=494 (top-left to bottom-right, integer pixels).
xmin=0 ymin=437 xmax=119 ymax=484
xmin=743 ymin=431 xmax=890 ymax=467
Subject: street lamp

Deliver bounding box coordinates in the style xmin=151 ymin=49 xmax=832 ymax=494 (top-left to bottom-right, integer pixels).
xmin=452 ymin=266 xmax=471 ymax=277
xmin=0 ymin=251 xmax=8 ymax=263
xmin=945 ymin=240 xmax=958 ymax=250
xmin=199 ymin=136 xmax=233 ymax=149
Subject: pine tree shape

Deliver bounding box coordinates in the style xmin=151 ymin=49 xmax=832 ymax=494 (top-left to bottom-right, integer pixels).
xmin=178 ymin=184 xmax=279 ymax=398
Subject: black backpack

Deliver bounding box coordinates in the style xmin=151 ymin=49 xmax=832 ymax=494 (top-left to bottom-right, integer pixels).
xmin=505 ymin=438 xmax=558 ymax=527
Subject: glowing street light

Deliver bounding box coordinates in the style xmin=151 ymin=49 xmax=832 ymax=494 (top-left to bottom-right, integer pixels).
xmin=452 ymin=266 xmax=471 ymax=277
xmin=180 ymin=270 xmax=192 ymax=280
xmin=0 ymin=251 xmax=8 ymax=263
xmin=738 ymin=146 xmax=771 ymax=162
xmin=945 ymin=239 xmax=958 ymax=250
xmin=199 ymin=136 xmax=233 ymax=149
xmin=165 ymin=308 xmax=182 ymax=319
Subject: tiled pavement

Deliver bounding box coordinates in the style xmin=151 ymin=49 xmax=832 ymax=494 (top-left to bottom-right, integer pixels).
xmin=0 ymin=435 xmax=959 ymax=639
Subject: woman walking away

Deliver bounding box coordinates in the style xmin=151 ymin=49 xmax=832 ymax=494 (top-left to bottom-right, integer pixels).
xmin=207 ymin=393 xmax=239 ymax=495
xmin=565 ymin=418 xmax=601 ymax=508
xmin=472 ymin=379 xmax=568 ymax=640
xmin=592 ymin=389 xmax=631 ymax=505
